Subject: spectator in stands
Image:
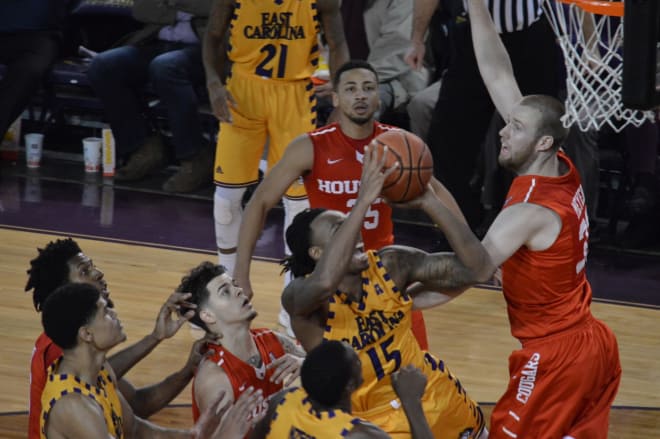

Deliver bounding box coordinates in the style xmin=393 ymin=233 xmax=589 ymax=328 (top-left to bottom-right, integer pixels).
xmin=88 ymin=0 xmax=213 ymax=193
xmin=321 ymin=0 xmax=428 ymax=121
xmin=0 ymin=0 xmax=73 ymax=140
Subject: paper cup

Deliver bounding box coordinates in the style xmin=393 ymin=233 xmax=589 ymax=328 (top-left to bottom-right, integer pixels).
xmin=83 ymin=137 xmax=102 ymax=172
xmin=24 ymin=133 xmax=44 ymax=168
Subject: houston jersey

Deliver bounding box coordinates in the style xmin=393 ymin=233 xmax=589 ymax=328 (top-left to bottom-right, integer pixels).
xmin=502 ymin=152 xmax=593 ymax=341
xmin=229 ymin=0 xmax=321 ymax=81
xmin=192 ymin=329 xmax=286 ymax=421
xmin=304 ymin=122 xmax=398 ymax=250
xmin=40 ymin=358 xmax=123 ymax=438
xmin=29 ymin=333 xmax=63 ymax=439
xmin=266 ymin=387 xmax=361 ymax=438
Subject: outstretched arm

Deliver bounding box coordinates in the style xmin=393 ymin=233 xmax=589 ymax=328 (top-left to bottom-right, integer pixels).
xmin=108 ymin=292 xmax=194 ymax=379
xmin=117 ymin=336 xmax=208 ymax=418
xmin=467 ymin=0 xmax=522 ymax=117
xmin=235 ymin=135 xmax=314 ymax=298
xmin=392 ymin=366 xmax=434 ymax=439
xmin=382 ymin=183 xmax=495 ymax=299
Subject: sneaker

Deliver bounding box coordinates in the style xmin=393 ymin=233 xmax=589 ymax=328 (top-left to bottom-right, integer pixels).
xmin=162 ymin=147 xmax=213 ymax=193
xmin=115 ymin=136 xmax=165 ymax=181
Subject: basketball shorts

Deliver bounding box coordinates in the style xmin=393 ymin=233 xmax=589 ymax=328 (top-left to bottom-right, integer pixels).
xmin=355 ymin=352 xmax=485 ymax=439
xmin=489 ymin=316 xmax=621 ymax=438
xmin=213 ymin=72 xmax=316 ymax=199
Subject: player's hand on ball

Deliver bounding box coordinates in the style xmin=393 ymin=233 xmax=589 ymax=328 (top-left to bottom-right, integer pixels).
xmin=357 ymin=142 xmax=399 ymax=206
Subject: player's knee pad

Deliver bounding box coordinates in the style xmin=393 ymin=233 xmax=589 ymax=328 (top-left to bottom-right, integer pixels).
xmin=282 ymin=197 xmax=309 ymax=255
xmin=214 ymin=186 xmax=247 ymax=251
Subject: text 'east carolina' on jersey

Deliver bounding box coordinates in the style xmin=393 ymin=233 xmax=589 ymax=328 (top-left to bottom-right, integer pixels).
xmin=229 ymin=0 xmax=321 ymax=81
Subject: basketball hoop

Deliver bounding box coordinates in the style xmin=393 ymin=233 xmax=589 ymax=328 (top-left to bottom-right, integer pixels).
xmin=543 ymin=0 xmax=655 ymax=132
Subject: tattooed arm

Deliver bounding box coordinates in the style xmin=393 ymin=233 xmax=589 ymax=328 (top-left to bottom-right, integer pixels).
xmin=274 ymin=333 xmax=306 ymax=357
xmin=380 ymin=185 xmax=496 ymax=309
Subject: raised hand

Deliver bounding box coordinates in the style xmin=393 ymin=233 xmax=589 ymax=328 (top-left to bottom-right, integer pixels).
xmin=152 ymin=292 xmax=197 ymax=341
xmin=215 ymin=387 xmax=265 ymax=439
xmin=357 ymin=142 xmax=399 ymax=207
xmin=391 ymin=365 xmax=428 ymax=404
xmin=267 ymin=353 xmax=303 ymax=386
xmin=192 ymin=389 xmax=227 ymax=439
xmin=184 ymin=334 xmax=220 ymax=374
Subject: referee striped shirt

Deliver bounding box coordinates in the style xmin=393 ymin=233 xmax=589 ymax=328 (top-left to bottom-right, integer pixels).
xmin=464 ymin=0 xmax=544 ymax=33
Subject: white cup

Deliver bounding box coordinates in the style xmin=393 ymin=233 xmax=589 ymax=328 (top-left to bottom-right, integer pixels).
xmin=24 ymin=133 xmax=44 ymax=168
xmin=83 ymin=137 xmax=102 ymax=172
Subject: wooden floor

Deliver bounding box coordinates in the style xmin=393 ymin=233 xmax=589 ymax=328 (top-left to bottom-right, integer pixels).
xmin=1 ymin=228 xmax=659 ymax=436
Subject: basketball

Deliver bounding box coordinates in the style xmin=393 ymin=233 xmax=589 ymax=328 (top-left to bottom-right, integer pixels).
xmin=374 ymin=130 xmax=434 ymax=202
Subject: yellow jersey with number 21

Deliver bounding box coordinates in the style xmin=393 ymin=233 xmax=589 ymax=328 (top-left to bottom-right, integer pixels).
xmin=229 ymin=0 xmax=321 ymax=81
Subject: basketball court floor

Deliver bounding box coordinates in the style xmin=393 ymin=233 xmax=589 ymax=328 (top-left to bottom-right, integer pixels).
xmin=0 ymin=155 xmax=658 ymax=437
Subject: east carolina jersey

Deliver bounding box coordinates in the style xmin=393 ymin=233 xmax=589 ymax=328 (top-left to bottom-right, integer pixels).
xmin=29 ymin=333 xmax=63 ymax=439
xmin=229 ymin=0 xmax=320 ymax=81
xmin=40 ymin=357 xmax=123 ymax=438
xmin=192 ymin=328 xmax=286 ymax=421
xmin=304 ymin=122 xmax=398 ymax=250
xmin=266 ymin=387 xmax=361 ymax=438
xmin=324 ymin=251 xmax=484 ymax=438
xmin=502 ymin=151 xmax=593 ymax=342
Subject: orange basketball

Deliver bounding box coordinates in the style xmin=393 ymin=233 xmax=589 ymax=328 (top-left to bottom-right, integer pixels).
xmin=374 ymin=130 xmax=434 ymax=202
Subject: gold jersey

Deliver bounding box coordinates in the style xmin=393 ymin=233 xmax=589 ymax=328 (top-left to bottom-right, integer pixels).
xmin=229 ymin=0 xmax=321 ymax=81
xmin=266 ymin=387 xmax=360 ymax=438
xmin=40 ymin=357 xmax=123 ymax=438
xmin=324 ymin=251 xmax=485 ymax=438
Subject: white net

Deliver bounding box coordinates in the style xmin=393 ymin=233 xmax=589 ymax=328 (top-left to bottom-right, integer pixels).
xmin=543 ymin=0 xmax=655 ymax=132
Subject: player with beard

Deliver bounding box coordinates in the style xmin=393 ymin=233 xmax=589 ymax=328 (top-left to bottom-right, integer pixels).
xmin=419 ymin=0 xmax=621 ymax=436
xmin=235 ymin=60 xmax=469 ymax=349
xmin=25 ymin=238 xmax=206 ymax=439
xmin=180 ymin=262 xmax=305 ymax=428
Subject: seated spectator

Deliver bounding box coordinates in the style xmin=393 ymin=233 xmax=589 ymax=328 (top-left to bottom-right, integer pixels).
xmin=88 ymin=0 xmax=214 ymax=193
xmin=407 ymin=80 xmax=441 ymax=140
xmin=318 ymin=0 xmax=428 ymax=120
xmin=0 ymin=0 xmax=73 ymax=139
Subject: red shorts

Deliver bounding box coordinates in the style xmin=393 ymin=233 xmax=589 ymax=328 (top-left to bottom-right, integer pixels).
xmin=490 ymin=317 xmax=621 ymax=439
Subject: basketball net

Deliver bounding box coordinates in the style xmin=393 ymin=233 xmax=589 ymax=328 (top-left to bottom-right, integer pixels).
xmin=543 ymin=0 xmax=655 ymax=132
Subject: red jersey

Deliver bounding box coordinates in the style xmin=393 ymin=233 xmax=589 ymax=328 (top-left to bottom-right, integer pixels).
xmin=192 ymin=329 xmax=286 ymax=422
xmin=501 ymin=152 xmax=593 ymax=342
xmin=304 ymin=122 xmax=398 ymax=250
xmin=29 ymin=333 xmax=62 ymax=439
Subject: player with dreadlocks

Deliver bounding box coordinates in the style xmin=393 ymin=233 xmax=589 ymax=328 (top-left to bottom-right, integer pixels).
xmin=279 ymin=145 xmax=494 ymax=438
xmin=25 ymin=237 xmax=208 ymax=439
